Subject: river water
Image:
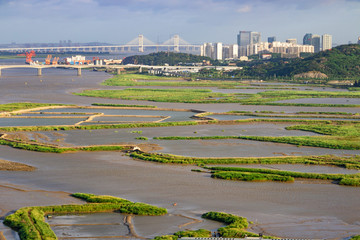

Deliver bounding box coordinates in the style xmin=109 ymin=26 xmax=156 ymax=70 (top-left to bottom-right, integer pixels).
xmin=0 ymin=60 xmax=359 ymax=239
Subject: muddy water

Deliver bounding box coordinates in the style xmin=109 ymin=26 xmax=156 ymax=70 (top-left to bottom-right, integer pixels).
xmin=0 ymin=146 xmax=359 ymax=239
xmin=46 ymin=213 xmax=223 ymax=239
xmin=276 ymin=98 xmax=360 ymax=105
xmin=207 ymin=114 xmax=360 ymax=121
xmin=31 ymin=123 xmax=319 ymax=147
xmin=1 ymin=64 xmax=360 ymax=239
xmin=207 ymin=164 xmax=360 ymax=174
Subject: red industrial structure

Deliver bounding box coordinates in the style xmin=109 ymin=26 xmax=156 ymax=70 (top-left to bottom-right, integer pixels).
xmin=17 ymin=51 xmax=36 ymax=64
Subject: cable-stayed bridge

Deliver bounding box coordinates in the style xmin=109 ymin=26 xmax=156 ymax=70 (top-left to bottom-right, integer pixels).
xmin=0 ymin=35 xmax=202 ymax=54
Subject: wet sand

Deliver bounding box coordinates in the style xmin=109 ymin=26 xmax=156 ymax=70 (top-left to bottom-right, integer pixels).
xmin=0 ymin=159 xmax=36 ymax=171
xmin=0 ymin=66 xmax=359 ymax=239
xmin=0 ymin=146 xmax=359 ymax=239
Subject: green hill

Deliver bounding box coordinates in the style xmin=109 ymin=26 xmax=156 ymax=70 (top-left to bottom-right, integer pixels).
xmin=122 ymin=52 xmax=213 ymax=66
xmin=243 ymin=44 xmax=360 ymax=79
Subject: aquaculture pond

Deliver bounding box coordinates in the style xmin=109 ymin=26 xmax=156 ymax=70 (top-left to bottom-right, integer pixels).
xmin=206 ymin=164 xmax=360 ymax=175
xmin=27 ymin=107 xmax=197 ymax=122
xmin=275 ymin=97 xmax=360 ymax=105
xmin=1 ymin=61 xmax=360 ymax=239
xmin=207 ymin=114 xmax=360 ymax=121
xmin=0 ymin=117 xmax=88 ymax=127
xmin=154 ymin=139 xmax=360 ymax=158
xmin=26 ymin=123 xmax=320 ymax=147
xmin=48 ymin=213 xmax=129 ymax=239
xmin=47 ymin=213 xmax=223 ymax=239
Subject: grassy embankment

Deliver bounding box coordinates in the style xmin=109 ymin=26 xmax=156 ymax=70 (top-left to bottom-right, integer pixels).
xmin=0 ymin=103 xmax=66 ymax=113
xmin=221 ymin=111 xmax=360 ymax=120
xmin=103 ymin=73 xmax=335 ymax=90
xmin=4 ymin=193 xmax=167 ymax=240
xmin=240 ymin=122 xmax=360 ymax=150
xmin=130 ymin=151 xmax=360 ymax=186
xmin=75 ymin=87 xmax=360 ymax=107
xmin=75 ymin=88 xmax=244 ymax=103
xmin=0 ymin=121 xmax=199 ymax=132
xmin=154 ymin=211 xmax=271 ymax=240
xmin=0 ymin=138 xmax=132 ymax=153
xmin=92 ymin=103 xmax=157 ymax=108
xmin=239 ymin=90 xmax=360 ymax=107
xmin=102 ymin=73 xmax=246 ymax=88
xmin=154 ymin=122 xmax=360 ymax=150
xmin=201 ymin=212 xmax=271 ymax=238
xmin=207 ymin=166 xmax=360 ymax=186
xmin=130 ymin=151 xmax=360 ymax=169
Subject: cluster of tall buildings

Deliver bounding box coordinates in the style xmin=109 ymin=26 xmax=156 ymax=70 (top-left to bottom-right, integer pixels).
xmin=303 ymin=33 xmax=332 ymax=52
xmin=201 ymin=31 xmax=333 ymax=60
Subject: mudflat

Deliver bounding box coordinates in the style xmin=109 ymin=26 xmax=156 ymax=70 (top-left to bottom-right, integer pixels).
xmin=0 ymin=64 xmax=359 ymax=239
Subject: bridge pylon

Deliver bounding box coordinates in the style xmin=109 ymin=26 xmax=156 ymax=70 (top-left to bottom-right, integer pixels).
xmin=139 ymin=35 xmax=144 ymax=52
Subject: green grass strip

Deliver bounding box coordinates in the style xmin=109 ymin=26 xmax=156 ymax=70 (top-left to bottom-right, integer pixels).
xmin=75 ymin=88 xmax=242 ymax=103
xmin=212 ymin=171 xmax=294 ymax=182
xmin=0 ymin=121 xmax=199 ymax=132
xmin=237 ymin=135 xmax=360 ymax=150
xmin=129 ymin=151 xmax=360 ymax=169
xmin=207 ymin=166 xmax=360 ymax=187
xmin=0 ymin=138 xmax=131 ymax=153
xmin=202 ymin=212 xmax=272 ymax=238
xmin=91 ymin=103 xmax=157 ymax=108
xmin=0 ymin=103 xmax=67 ymax=113
xmin=102 ymin=73 xmax=245 ymax=88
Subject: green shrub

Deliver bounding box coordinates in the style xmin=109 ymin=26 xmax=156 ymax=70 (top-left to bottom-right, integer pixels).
xmin=174 ymin=229 xmax=211 ymax=238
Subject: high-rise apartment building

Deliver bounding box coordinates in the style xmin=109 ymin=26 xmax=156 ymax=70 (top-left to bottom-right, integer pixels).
xmin=237 ymin=31 xmax=261 ymax=46
xmin=322 ymin=34 xmax=332 ymax=51
xmin=311 ymin=35 xmax=321 ymax=53
xmin=214 ymin=42 xmax=223 ymax=60
xmin=303 ymin=33 xmax=313 ymax=45
xmin=268 ymin=36 xmax=276 ymax=43
xmin=201 ymin=43 xmax=213 ymax=59
xmin=229 ymin=44 xmax=238 ymax=59
xmin=201 ymin=42 xmax=225 ymax=60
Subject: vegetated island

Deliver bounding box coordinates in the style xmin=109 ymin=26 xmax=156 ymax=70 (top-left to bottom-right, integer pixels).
xmin=130 ymin=151 xmax=360 ymax=187
xmin=154 ymin=211 xmax=273 ymax=240
xmin=4 ymin=193 xmax=167 ymax=240
xmin=4 ymin=193 xmax=274 ymax=240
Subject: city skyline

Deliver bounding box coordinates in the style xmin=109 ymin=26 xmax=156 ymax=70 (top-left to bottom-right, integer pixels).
xmin=0 ymin=0 xmax=359 ymax=45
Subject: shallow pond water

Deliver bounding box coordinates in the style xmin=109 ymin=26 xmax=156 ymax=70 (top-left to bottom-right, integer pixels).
xmin=0 ymin=117 xmax=87 ymax=126
xmin=208 ymin=114 xmax=360 ymax=121
xmin=30 ymin=108 xmax=196 ymax=122
xmin=276 ymin=97 xmax=360 ymax=105
xmin=48 ymin=213 xmax=129 ymax=239
xmin=31 ymin=123 xmax=319 ymax=147
xmin=1 ymin=61 xmax=360 ymax=239
xmin=207 ymin=164 xmax=360 ymax=175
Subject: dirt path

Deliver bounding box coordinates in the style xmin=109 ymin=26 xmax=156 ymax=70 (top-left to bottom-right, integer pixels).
xmin=124 ymin=215 xmax=145 ymax=239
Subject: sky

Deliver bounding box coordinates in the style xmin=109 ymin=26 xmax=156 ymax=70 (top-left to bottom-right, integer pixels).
xmin=0 ymin=0 xmax=359 ymax=45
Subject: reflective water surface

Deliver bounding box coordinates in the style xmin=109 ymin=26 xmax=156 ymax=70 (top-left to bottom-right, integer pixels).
xmin=0 ymin=62 xmax=359 ymax=239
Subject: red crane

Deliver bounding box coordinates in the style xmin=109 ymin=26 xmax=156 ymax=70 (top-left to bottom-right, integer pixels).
xmin=23 ymin=51 xmax=36 ymax=64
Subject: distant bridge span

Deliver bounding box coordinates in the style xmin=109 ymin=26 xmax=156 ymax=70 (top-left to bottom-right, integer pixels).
xmin=0 ymin=64 xmax=241 ymax=77
xmin=0 ymin=35 xmax=202 ymax=54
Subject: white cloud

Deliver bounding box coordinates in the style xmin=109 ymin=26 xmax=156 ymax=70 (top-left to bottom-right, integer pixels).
xmin=237 ymin=4 xmax=252 ymax=13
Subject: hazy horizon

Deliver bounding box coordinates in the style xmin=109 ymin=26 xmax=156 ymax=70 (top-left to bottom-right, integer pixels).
xmin=0 ymin=0 xmax=359 ymax=45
